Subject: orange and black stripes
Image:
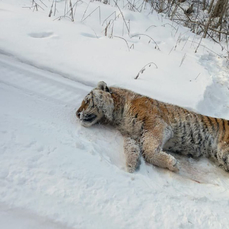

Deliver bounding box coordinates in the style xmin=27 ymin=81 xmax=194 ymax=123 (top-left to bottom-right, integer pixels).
xmin=78 ymin=83 xmax=229 ymax=173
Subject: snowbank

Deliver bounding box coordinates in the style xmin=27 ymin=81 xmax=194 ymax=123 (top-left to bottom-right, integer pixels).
xmin=1 ymin=0 xmax=229 ymax=228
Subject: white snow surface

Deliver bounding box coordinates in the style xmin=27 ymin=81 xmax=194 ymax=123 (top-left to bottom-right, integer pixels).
xmin=1 ymin=0 xmax=229 ymax=228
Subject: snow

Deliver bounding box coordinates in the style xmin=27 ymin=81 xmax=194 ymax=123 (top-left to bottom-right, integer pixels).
xmin=1 ymin=0 xmax=229 ymax=228
xmin=0 ymin=203 xmax=70 ymax=229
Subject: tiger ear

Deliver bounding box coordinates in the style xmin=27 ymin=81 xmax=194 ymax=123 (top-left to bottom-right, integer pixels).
xmin=97 ymin=81 xmax=110 ymax=93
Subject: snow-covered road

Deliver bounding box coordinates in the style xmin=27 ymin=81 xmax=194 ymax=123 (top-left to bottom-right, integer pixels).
xmin=0 ymin=54 xmax=90 ymax=228
xmin=1 ymin=54 xmax=229 ymax=229
xmin=0 ymin=54 xmax=127 ymax=228
xmin=0 ymin=203 xmax=71 ymax=229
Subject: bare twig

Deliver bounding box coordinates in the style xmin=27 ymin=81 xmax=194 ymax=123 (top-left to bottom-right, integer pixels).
xmin=123 ymin=0 xmax=141 ymax=12
xmin=195 ymin=37 xmax=203 ymax=53
xmin=23 ymin=0 xmax=45 ymax=11
xmin=131 ymin=33 xmax=161 ymax=50
xmin=48 ymin=0 xmax=55 ymax=17
xmin=179 ymin=53 xmax=187 ymax=67
xmin=81 ymin=6 xmax=101 ymax=24
xmin=161 ymin=23 xmax=177 ymax=31
xmin=54 ymin=0 xmax=82 ymax=21
xmin=114 ymin=0 xmax=130 ymax=35
xmin=181 ymin=36 xmax=190 ymax=51
xmin=69 ymin=0 xmax=74 ymax=21
xmin=114 ymin=36 xmax=130 ymax=51
xmin=81 ymin=0 xmax=91 ymax=22
xmin=130 ymin=44 xmax=134 ymax=49
xmin=135 ymin=62 xmax=158 ymax=79
xmin=145 ymin=24 xmax=157 ymax=32
xmin=195 ymin=73 xmax=201 ymax=80
xmin=102 ymin=11 xmax=116 ymax=26
xmin=38 ymin=0 xmax=47 ymax=7
xmin=104 ymin=20 xmax=111 ymax=36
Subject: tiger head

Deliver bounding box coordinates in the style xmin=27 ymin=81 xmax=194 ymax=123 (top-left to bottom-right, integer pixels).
xmin=76 ymin=81 xmax=114 ymax=127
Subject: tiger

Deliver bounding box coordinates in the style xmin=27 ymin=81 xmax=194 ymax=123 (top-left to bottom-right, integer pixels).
xmin=76 ymin=81 xmax=229 ymax=173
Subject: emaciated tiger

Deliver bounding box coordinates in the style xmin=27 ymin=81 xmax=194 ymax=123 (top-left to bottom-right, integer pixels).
xmin=76 ymin=81 xmax=229 ymax=173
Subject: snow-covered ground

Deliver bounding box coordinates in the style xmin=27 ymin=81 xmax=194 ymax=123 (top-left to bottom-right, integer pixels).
xmin=1 ymin=0 xmax=229 ymax=228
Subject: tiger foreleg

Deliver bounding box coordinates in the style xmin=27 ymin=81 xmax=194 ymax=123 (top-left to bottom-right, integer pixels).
xmin=142 ymin=123 xmax=179 ymax=172
xmin=123 ymin=137 xmax=141 ymax=173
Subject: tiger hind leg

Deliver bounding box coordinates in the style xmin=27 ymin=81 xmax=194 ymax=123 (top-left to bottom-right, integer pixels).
xmin=214 ymin=147 xmax=229 ymax=172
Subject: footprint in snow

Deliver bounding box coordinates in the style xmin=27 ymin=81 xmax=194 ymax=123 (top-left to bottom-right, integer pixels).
xmin=29 ymin=32 xmax=55 ymax=39
xmin=81 ymin=33 xmax=97 ymax=38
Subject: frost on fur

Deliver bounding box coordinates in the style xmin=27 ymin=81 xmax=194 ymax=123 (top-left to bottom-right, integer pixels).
xmin=77 ymin=81 xmax=229 ymax=174
xmin=97 ymin=81 xmax=110 ymax=93
xmin=124 ymin=137 xmax=141 ymax=173
xmin=93 ymin=90 xmax=114 ymax=121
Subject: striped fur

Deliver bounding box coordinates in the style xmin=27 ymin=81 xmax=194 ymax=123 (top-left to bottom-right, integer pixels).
xmin=76 ymin=81 xmax=229 ymax=173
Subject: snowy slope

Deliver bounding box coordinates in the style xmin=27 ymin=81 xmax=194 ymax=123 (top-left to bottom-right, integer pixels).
xmin=0 ymin=203 xmax=71 ymax=229
xmin=0 ymin=0 xmax=214 ymax=108
xmin=1 ymin=51 xmax=229 ymax=229
xmin=1 ymin=0 xmax=229 ymax=228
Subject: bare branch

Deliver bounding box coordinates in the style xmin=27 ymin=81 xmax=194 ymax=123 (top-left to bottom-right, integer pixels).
xmin=135 ymin=62 xmax=158 ymax=80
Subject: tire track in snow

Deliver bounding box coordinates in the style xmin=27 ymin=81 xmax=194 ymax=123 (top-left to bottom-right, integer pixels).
xmin=0 ymin=53 xmax=125 ymax=169
xmin=0 ymin=50 xmax=96 ymax=88
xmin=0 ymin=203 xmax=74 ymax=229
xmin=0 ymin=54 xmax=127 ymax=228
xmin=0 ymin=54 xmax=91 ymax=106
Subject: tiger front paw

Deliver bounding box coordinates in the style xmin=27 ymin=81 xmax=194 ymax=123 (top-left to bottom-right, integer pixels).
xmin=168 ymin=157 xmax=179 ymax=172
xmin=126 ymin=163 xmax=136 ymax=173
